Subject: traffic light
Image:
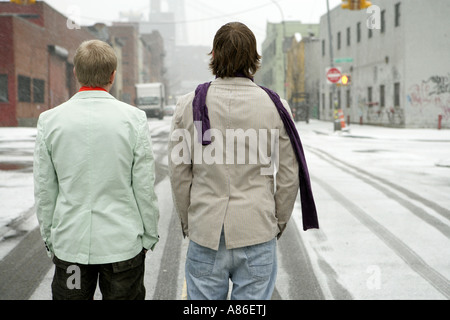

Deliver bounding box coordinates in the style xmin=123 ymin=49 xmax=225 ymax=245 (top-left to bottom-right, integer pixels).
xmin=10 ymin=0 xmax=36 ymax=4
xmin=341 ymin=0 xmax=372 ymax=10
xmin=341 ymin=74 xmax=351 ymax=86
xmin=341 ymin=0 xmax=352 ymax=10
xmin=359 ymin=0 xmax=372 ymax=9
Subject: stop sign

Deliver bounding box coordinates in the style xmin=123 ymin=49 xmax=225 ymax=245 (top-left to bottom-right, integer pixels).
xmin=326 ymin=67 xmax=341 ymax=84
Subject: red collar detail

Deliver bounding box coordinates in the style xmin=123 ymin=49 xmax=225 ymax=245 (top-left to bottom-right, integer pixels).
xmin=79 ymin=86 xmax=108 ymax=92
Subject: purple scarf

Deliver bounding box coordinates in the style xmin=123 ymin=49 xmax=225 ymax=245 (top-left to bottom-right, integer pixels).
xmin=192 ymin=78 xmax=319 ymax=231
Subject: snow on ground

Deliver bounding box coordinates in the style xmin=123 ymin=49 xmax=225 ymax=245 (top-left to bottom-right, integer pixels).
xmin=1 ymin=119 xmax=449 ymax=299
xmin=0 ymin=128 xmax=37 ymax=234
xmin=294 ymin=120 xmax=450 ymax=299
xmin=0 ymin=119 xmax=172 ymax=235
xmin=1 ymin=120 xmax=449 ymax=233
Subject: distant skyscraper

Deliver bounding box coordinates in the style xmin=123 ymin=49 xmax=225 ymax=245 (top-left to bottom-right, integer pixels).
xmin=151 ymin=0 xmax=161 ymax=13
xmin=168 ymin=0 xmax=188 ymax=45
xmin=149 ymin=0 xmax=187 ymax=45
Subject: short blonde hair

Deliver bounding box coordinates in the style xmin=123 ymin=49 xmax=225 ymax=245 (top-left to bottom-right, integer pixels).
xmin=74 ymin=40 xmax=117 ymax=87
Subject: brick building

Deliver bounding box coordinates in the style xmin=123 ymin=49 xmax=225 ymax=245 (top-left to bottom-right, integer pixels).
xmin=0 ymin=1 xmax=97 ymax=126
xmin=108 ymin=24 xmax=140 ymax=106
xmin=111 ymin=22 xmax=166 ymax=106
xmin=86 ymin=23 xmax=125 ymax=103
xmin=0 ymin=1 xmax=168 ymax=127
xmin=257 ymin=21 xmax=320 ymax=100
xmin=140 ymin=31 xmax=165 ymax=84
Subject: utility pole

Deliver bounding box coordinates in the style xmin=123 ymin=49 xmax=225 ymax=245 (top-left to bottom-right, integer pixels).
xmin=326 ymin=0 xmax=339 ymax=131
xmin=271 ymin=0 xmax=287 ymax=100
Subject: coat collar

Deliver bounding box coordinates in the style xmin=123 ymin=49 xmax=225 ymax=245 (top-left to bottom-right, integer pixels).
xmin=211 ymin=76 xmax=258 ymax=87
xmin=69 ymin=90 xmax=116 ymax=100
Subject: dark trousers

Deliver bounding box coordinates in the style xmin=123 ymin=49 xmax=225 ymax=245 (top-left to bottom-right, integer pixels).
xmin=51 ymin=250 xmax=146 ymax=300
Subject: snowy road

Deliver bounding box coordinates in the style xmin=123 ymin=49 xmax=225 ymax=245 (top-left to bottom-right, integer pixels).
xmin=296 ymin=121 xmax=450 ymax=299
xmin=0 ymin=118 xmax=449 ymax=299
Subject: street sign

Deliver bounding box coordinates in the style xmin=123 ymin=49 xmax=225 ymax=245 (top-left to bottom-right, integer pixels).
xmin=326 ymin=67 xmax=342 ymax=84
xmin=334 ymin=57 xmax=354 ymax=63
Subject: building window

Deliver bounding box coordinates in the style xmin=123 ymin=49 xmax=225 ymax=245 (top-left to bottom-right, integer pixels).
xmin=0 ymin=74 xmax=8 ymax=102
xmin=380 ymin=85 xmax=385 ymax=107
xmin=18 ymin=75 xmax=31 ymax=102
xmin=357 ymin=22 xmax=361 ymax=43
xmin=337 ymin=31 xmax=341 ymax=50
xmin=322 ymin=39 xmax=325 ymax=56
xmin=394 ymin=82 xmax=400 ymax=107
xmin=346 ymin=27 xmax=351 ymax=46
xmin=33 ymin=79 xmax=45 ymax=103
xmin=368 ymin=28 xmax=373 ymax=39
xmin=337 ymin=89 xmax=341 ymax=109
xmin=346 ymin=89 xmax=351 ymax=108
xmin=329 ymin=92 xmax=332 ymax=110
xmin=322 ymin=93 xmax=325 ymax=111
xmin=395 ymin=3 xmax=401 ymax=27
xmin=381 ymin=10 xmax=386 ymax=33
xmin=368 ymin=86 xmax=373 ymax=103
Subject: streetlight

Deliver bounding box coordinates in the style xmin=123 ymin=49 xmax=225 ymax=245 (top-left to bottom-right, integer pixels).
xmin=270 ymin=0 xmax=287 ymax=99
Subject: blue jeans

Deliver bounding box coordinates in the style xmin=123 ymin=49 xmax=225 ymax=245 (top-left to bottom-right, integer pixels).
xmin=185 ymin=231 xmax=277 ymax=300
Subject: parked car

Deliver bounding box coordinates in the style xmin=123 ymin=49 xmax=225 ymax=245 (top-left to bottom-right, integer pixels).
xmin=164 ymin=105 xmax=175 ymax=116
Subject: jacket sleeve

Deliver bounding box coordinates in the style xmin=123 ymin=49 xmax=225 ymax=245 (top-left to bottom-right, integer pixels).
xmin=33 ymin=114 xmax=59 ymax=257
xmin=274 ymin=100 xmax=300 ymax=238
xmin=132 ymin=112 xmax=160 ymax=251
xmin=168 ymin=96 xmax=192 ymax=238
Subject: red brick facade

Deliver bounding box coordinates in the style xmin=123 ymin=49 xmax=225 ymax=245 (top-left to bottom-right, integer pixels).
xmin=109 ymin=25 xmax=139 ymax=105
xmin=0 ymin=1 xmax=94 ymax=126
xmin=0 ymin=16 xmax=16 ymax=126
xmin=0 ymin=1 xmax=165 ymax=127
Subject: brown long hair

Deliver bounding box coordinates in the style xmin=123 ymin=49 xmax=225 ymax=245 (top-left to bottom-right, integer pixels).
xmin=209 ymin=22 xmax=261 ymax=79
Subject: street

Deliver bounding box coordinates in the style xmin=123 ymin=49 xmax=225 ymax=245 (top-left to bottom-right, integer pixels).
xmin=0 ymin=117 xmax=449 ymax=300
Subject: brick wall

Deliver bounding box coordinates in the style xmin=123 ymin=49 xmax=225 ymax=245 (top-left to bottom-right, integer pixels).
xmin=0 ymin=1 xmax=95 ymax=126
xmin=0 ymin=16 xmax=17 ymax=126
xmin=110 ymin=25 xmax=139 ymax=105
xmin=13 ymin=16 xmax=47 ymax=125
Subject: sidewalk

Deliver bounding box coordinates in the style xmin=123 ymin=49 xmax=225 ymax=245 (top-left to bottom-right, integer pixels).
xmin=296 ymin=119 xmax=450 ymax=167
xmin=299 ymin=119 xmax=450 ymax=142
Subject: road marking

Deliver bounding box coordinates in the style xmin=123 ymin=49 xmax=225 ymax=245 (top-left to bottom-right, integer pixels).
xmin=181 ymin=279 xmax=187 ymax=300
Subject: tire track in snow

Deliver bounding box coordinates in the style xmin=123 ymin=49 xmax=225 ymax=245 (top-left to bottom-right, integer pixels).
xmin=306 ymin=146 xmax=450 ymax=299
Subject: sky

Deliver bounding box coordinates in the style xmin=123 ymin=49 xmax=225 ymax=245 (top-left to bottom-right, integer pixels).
xmin=40 ymin=0 xmax=343 ymax=47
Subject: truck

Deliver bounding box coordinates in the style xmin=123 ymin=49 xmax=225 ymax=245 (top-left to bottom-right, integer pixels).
xmin=135 ymin=82 xmax=165 ymax=120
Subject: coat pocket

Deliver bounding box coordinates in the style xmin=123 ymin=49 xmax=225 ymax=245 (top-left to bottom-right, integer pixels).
xmin=111 ymin=250 xmax=146 ymax=273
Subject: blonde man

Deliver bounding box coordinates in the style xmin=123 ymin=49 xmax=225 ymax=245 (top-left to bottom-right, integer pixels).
xmin=34 ymin=40 xmax=159 ymax=300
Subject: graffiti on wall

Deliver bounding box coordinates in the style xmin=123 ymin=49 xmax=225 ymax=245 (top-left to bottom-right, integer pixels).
xmin=354 ymin=85 xmax=404 ymax=127
xmin=407 ymin=74 xmax=450 ymax=121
